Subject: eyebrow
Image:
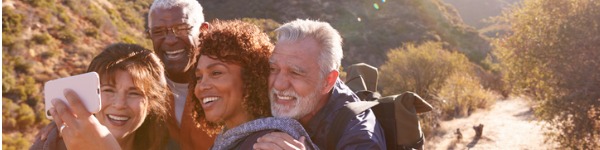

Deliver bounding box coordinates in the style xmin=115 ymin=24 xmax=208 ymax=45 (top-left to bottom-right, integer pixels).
xmin=196 ymin=62 xmax=228 ymax=72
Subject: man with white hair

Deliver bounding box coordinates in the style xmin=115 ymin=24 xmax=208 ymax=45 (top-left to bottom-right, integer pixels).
xmin=147 ymin=0 xmax=213 ymax=149
xmin=254 ymin=19 xmax=386 ymax=149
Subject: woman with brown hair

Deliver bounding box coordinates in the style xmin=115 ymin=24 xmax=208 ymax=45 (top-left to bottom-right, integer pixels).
xmin=32 ymin=43 xmax=170 ymax=150
xmin=190 ymin=19 xmax=318 ymax=149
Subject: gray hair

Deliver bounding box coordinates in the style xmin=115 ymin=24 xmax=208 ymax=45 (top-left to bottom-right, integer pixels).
xmin=275 ymin=19 xmax=343 ymax=78
xmin=148 ymin=0 xmax=205 ymax=27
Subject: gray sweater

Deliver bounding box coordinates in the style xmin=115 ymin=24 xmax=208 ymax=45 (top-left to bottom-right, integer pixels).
xmin=211 ymin=117 xmax=318 ymax=150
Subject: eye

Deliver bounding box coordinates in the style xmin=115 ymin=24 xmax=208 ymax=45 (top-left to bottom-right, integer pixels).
xmin=128 ymin=91 xmax=143 ymax=97
xmin=269 ymin=66 xmax=278 ymax=73
xmin=195 ymin=75 xmax=203 ymax=82
xmin=211 ymin=71 xmax=222 ymax=76
xmin=150 ymin=28 xmax=166 ymax=36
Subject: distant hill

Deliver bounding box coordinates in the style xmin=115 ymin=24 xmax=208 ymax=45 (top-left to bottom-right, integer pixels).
xmin=442 ymin=0 xmax=521 ymax=29
xmin=202 ymin=0 xmax=492 ymax=67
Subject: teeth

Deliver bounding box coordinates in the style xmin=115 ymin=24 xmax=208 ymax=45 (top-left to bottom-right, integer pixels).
xmin=202 ymin=97 xmax=219 ymax=104
xmin=166 ymin=49 xmax=185 ymax=55
xmin=108 ymin=114 xmax=129 ymax=121
xmin=277 ymin=95 xmax=294 ymax=100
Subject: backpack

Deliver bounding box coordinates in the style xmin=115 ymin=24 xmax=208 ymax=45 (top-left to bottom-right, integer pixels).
xmin=328 ymin=63 xmax=433 ymax=150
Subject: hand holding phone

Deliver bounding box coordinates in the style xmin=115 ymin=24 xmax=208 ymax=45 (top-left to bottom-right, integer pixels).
xmin=44 ymin=72 xmax=101 ymax=119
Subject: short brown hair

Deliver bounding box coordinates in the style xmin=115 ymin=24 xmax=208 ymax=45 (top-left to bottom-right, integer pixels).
xmin=191 ymin=19 xmax=273 ymax=135
xmin=88 ymin=43 xmax=170 ymax=150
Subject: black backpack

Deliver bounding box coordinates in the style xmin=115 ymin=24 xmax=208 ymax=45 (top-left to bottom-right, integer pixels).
xmin=328 ymin=63 xmax=433 ymax=150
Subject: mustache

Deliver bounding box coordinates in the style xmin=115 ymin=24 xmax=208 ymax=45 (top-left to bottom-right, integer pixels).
xmin=270 ymin=89 xmax=300 ymax=99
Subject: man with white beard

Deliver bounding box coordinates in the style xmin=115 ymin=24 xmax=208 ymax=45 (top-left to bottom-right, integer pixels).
xmin=254 ymin=19 xmax=386 ymax=149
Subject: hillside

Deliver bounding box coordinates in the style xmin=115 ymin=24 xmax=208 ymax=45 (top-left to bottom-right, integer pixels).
xmin=442 ymin=0 xmax=521 ymax=29
xmin=202 ymin=0 xmax=492 ymax=66
xmin=2 ymin=0 xmax=492 ymax=148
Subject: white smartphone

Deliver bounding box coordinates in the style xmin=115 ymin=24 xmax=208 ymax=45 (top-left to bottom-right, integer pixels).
xmin=44 ymin=72 xmax=101 ymax=119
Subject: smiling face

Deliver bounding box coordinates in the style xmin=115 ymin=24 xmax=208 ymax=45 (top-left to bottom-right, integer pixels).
xmin=149 ymin=6 xmax=201 ymax=82
xmin=269 ymin=37 xmax=327 ymax=120
xmin=96 ymin=70 xmax=148 ymax=144
xmin=194 ymin=55 xmax=251 ymax=129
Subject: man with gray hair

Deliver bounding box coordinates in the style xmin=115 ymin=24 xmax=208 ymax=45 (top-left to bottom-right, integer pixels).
xmin=254 ymin=19 xmax=386 ymax=149
xmin=147 ymin=0 xmax=213 ymax=149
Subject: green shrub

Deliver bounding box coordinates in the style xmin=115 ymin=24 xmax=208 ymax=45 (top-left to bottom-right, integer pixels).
xmin=55 ymin=27 xmax=78 ymax=44
xmin=83 ymin=28 xmax=99 ymax=37
xmin=496 ymin=0 xmax=600 ymax=148
xmin=2 ymin=132 xmax=31 ymax=150
xmin=2 ymin=98 xmax=18 ymax=130
xmin=437 ymin=73 xmax=496 ymax=118
xmin=2 ymin=7 xmax=24 ymax=34
xmin=32 ymin=33 xmax=53 ymax=45
xmin=16 ymin=103 xmax=36 ymax=130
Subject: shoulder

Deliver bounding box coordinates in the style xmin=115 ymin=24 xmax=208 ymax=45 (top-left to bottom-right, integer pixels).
xmin=235 ymin=129 xmax=278 ymax=150
xmin=338 ymin=108 xmax=387 ymax=149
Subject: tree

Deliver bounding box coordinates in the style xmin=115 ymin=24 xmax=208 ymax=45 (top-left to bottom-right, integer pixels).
xmin=495 ymin=0 xmax=600 ymax=148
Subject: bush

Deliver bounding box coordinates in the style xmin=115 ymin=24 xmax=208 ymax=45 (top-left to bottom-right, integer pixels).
xmin=437 ymin=73 xmax=496 ymax=118
xmin=32 ymin=33 xmax=53 ymax=45
xmin=2 ymin=7 xmax=24 ymax=34
xmin=379 ymin=41 xmax=469 ymax=98
xmin=2 ymin=132 xmax=31 ymax=150
xmin=496 ymin=0 xmax=600 ymax=148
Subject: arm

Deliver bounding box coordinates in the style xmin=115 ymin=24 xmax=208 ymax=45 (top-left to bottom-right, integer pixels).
xmin=253 ymin=132 xmax=306 ymax=150
xmin=336 ymin=109 xmax=386 ymax=150
xmin=49 ymin=89 xmax=121 ymax=150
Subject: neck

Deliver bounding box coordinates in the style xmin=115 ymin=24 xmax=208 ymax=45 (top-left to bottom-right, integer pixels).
xmin=118 ymin=134 xmax=135 ymax=150
xmin=299 ymin=93 xmax=330 ymax=126
xmin=167 ymin=72 xmax=188 ymax=83
xmin=224 ymin=112 xmax=254 ymax=131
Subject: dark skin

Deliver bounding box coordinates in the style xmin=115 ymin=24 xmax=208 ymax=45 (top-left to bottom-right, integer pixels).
xmin=148 ymin=6 xmax=209 ymax=83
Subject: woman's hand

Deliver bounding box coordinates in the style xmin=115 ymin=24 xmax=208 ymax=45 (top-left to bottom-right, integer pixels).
xmin=50 ymin=89 xmax=121 ymax=150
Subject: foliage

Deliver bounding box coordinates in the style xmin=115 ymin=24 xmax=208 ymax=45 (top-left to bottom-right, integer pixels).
xmin=241 ymin=18 xmax=281 ymax=43
xmin=379 ymin=41 xmax=490 ymax=137
xmin=495 ymin=0 xmax=600 ymax=148
xmin=437 ymin=73 xmax=496 ymax=118
xmin=2 ymin=132 xmax=30 ymax=150
xmin=379 ymin=41 xmax=469 ymax=98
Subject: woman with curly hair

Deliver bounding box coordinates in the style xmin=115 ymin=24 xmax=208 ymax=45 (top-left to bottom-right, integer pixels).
xmin=190 ymin=19 xmax=318 ymax=149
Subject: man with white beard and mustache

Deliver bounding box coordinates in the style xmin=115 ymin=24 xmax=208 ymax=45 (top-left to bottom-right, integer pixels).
xmin=253 ymin=19 xmax=386 ymax=150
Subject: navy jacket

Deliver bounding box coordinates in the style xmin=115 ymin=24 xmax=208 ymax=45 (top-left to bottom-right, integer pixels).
xmin=307 ymin=78 xmax=386 ymax=149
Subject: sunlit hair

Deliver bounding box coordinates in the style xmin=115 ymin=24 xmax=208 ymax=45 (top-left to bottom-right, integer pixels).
xmin=275 ymin=19 xmax=343 ymax=78
xmin=190 ymin=19 xmax=273 ymax=136
xmin=148 ymin=0 xmax=205 ymax=27
xmin=87 ymin=43 xmax=170 ymax=150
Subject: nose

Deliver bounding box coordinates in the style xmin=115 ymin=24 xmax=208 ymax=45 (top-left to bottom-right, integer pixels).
xmin=163 ymin=31 xmax=179 ymax=45
xmin=270 ymin=73 xmax=290 ymax=91
xmin=111 ymin=93 xmax=127 ymax=109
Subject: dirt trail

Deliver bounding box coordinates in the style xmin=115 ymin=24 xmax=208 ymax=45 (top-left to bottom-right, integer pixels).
xmin=426 ymin=98 xmax=556 ymax=149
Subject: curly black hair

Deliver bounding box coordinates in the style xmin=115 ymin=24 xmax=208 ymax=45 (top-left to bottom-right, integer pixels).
xmin=189 ymin=19 xmax=273 ymax=136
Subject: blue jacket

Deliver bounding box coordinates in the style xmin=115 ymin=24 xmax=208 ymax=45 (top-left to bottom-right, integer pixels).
xmin=307 ymin=78 xmax=386 ymax=149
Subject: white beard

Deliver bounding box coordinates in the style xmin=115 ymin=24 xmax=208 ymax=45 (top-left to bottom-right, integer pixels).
xmin=270 ymin=86 xmax=321 ymax=120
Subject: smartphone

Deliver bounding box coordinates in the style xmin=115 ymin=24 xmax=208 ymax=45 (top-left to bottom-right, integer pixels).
xmin=44 ymin=72 xmax=101 ymax=119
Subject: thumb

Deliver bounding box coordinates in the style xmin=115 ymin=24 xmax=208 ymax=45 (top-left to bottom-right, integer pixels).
xmin=300 ymin=136 xmax=306 ymax=143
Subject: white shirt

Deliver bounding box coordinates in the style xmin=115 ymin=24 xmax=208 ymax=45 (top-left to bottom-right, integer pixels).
xmin=166 ymin=78 xmax=188 ymax=126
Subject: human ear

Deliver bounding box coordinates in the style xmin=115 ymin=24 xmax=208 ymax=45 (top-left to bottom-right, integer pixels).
xmin=320 ymin=70 xmax=339 ymax=94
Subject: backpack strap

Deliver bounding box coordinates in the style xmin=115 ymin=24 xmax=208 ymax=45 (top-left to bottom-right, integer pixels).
xmin=327 ymin=101 xmax=379 ymax=150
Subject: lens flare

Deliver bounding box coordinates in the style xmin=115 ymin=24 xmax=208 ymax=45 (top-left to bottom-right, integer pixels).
xmin=382 ymin=0 xmax=386 ymax=3
xmin=373 ymin=3 xmax=380 ymax=10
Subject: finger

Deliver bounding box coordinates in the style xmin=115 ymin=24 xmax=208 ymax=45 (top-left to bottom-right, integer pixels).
xmin=259 ymin=132 xmax=303 ymax=149
xmin=42 ymin=121 xmax=58 ymax=141
xmin=253 ymin=141 xmax=283 ymax=150
xmin=64 ymin=89 xmax=91 ymax=117
xmin=52 ymin=99 xmax=77 ymax=127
